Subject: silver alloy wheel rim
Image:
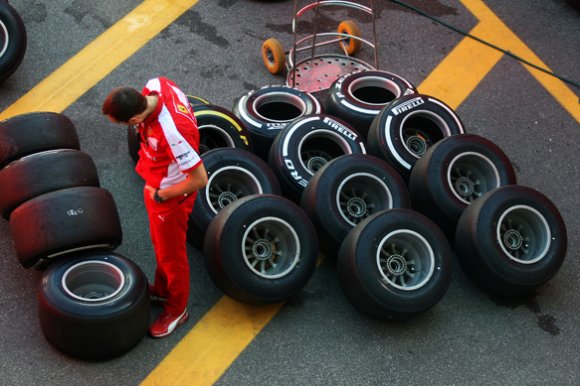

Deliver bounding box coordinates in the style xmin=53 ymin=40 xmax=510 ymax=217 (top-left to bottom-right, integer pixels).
xmin=206 ymin=166 xmax=263 ymax=214
xmin=199 ymin=125 xmax=236 ymax=153
xmin=376 ymin=229 xmax=435 ymax=291
xmin=496 ymin=205 xmax=551 ymax=264
xmin=298 ymin=129 xmax=354 ymax=176
xmin=447 ymin=151 xmax=501 ymax=204
xmin=336 ymin=172 xmax=393 ymax=226
xmin=242 ymin=216 xmax=301 ymax=279
xmin=0 ymin=20 xmax=8 ymax=58
xmin=62 ymin=260 xmax=125 ymax=302
xmin=399 ymin=110 xmax=450 ymax=158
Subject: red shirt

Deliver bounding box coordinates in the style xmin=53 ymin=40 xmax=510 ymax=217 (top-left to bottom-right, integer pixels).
xmin=135 ymin=77 xmax=202 ymax=189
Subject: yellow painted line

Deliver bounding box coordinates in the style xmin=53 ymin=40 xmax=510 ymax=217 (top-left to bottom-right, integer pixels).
xmin=0 ymin=0 xmax=200 ymax=121
xmin=141 ymin=297 xmax=284 ymax=386
xmin=420 ymin=0 xmax=579 ymax=122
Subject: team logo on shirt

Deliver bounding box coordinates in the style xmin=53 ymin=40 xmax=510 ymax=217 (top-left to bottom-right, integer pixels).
xmin=177 ymin=104 xmax=189 ymax=114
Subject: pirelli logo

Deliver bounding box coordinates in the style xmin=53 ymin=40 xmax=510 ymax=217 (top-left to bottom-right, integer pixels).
xmin=392 ymin=97 xmax=425 ymax=116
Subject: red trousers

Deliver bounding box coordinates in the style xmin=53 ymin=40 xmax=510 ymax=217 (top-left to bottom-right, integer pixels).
xmin=144 ymin=190 xmax=196 ymax=314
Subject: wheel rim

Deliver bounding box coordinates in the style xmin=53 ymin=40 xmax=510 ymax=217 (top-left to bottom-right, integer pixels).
xmin=254 ymin=92 xmax=306 ymax=123
xmin=62 ymin=261 xmax=125 ymax=302
xmin=496 ymin=205 xmax=551 ymax=264
xmin=376 ymin=230 xmax=435 ymax=291
xmin=447 ymin=151 xmax=501 ymax=204
xmin=0 ymin=20 xmax=8 ymax=58
xmin=299 ymin=129 xmax=355 ymax=176
xmin=206 ymin=166 xmax=263 ymax=214
xmin=400 ymin=111 xmax=449 ymax=158
xmin=349 ymin=76 xmax=400 ymax=105
xmin=199 ymin=125 xmax=236 ymax=154
xmin=242 ymin=217 xmax=301 ymax=279
xmin=336 ymin=172 xmax=393 ymax=226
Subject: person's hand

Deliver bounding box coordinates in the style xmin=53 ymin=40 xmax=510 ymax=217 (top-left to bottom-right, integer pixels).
xmin=145 ymin=185 xmax=157 ymax=201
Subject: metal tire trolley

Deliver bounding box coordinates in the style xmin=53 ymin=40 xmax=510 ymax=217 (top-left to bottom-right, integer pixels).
xmin=261 ymin=0 xmax=378 ymax=93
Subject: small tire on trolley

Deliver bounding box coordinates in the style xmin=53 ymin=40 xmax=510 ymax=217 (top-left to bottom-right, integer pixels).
xmin=262 ymin=38 xmax=286 ymax=75
xmin=268 ymin=114 xmax=366 ymax=202
xmin=232 ymin=85 xmax=322 ymax=160
xmin=187 ymin=147 xmax=281 ymax=250
xmin=337 ymin=208 xmax=453 ymax=322
xmin=0 ymin=1 xmax=27 ymax=83
xmin=454 ymin=185 xmax=567 ymax=297
xmin=9 ymin=186 xmax=123 ymax=270
xmin=0 ymin=149 xmax=100 ymax=220
xmin=301 ymin=153 xmax=409 ymax=257
xmin=409 ymin=134 xmax=517 ymax=240
xmin=326 ymin=70 xmax=417 ymax=138
xmin=37 ymin=250 xmax=150 ymax=361
xmin=203 ymin=194 xmax=318 ymax=305
xmin=367 ymin=94 xmax=465 ymax=180
xmin=337 ymin=20 xmax=361 ymax=55
xmin=0 ymin=111 xmax=80 ymax=169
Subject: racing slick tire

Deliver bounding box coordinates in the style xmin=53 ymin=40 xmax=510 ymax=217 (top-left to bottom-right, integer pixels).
xmin=187 ymin=147 xmax=281 ymax=250
xmin=326 ymin=70 xmax=417 ymax=138
xmin=367 ymin=94 xmax=465 ymax=180
xmin=268 ymin=114 xmax=366 ymax=202
xmin=0 ymin=1 xmax=27 ymax=83
xmin=337 ymin=208 xmax=453 ymax=321
xmin=9 ymin=186 xmax=123 ymax=270
xmin=0 ymin=149 xmax=100 ymax=219
xmin=232 ymin=85 xmax=322 ymax=160
xmin=0 ymin=111 xmax=80 ymax=169
xmin=193 ymin=104 xmax=253 ymax=154
xmin=38 ymin=250 xmax=150 ymax=361
xmin=409 ymin=134 xmax=517 ymax=240
xmin=301 ymin=153 xmax=409 ymax=257
xmin=454 ymin=185 xmax=567 ymax=297
xmin=204 ymin=194 xmax=318 ymax=304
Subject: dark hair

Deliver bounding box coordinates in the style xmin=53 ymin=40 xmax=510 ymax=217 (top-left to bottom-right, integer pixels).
xmin=102 ymin=87 xmax=147 ymax=122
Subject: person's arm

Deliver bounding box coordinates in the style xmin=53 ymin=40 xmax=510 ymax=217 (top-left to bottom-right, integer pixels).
xmin=145 ymin=163 xmax=208 ymax=202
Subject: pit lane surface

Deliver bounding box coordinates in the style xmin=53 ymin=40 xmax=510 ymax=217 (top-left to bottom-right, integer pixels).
xmin=0 ymin=1 xmax=578 ymax=385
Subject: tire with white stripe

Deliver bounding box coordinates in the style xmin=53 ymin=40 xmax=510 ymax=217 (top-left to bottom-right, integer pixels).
xmin=454 ymin=185 xmax=567 ymax=297
xmin=232 ymin=85 xmax=322 ymax=160
xmin=187 ymin=147 xmax=281 ymax=250
xmin=0 ymin=149 xmax=100 ymax=219
xmin=268 ymin=114 xmax=366 ymax=202
xmin=0 ymin=1 xmax=26 ymax=83
xmin=38 ymin=250 xmax=150 ymax=361
xmin=337 ymin=208 xmax=453 ymax=321
xmin=367 ymin=94 xmax=465 ymax=180
xmin=326 ymin=70 xmax=417 ymax=138
xmin=301 ymin=153 xmax=409 ymax=257
xmin=203 ymin=194 xmax=318 ymax=304
xmin=0 ymin=112 xmax=80 ymax=169
xmin=9 ymin=186 xmax=122 ymax=269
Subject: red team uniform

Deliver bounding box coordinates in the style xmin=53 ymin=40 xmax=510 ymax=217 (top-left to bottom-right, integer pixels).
xmin=135 ymin=77 xmax=202 ymax=315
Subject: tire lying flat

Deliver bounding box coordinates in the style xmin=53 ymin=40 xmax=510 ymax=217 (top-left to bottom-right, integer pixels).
xmin=203 ymin=194 xmax=318 ymax=304
xmin=338 ymin=208 xmax=453 ymax=321
xmin=454 ymin=185 xmax=567 ymax=297
xmin=38 ymin=251 xmax=150 ymax=361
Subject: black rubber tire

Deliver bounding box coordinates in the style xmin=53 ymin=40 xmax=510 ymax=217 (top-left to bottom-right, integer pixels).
xmin=127 ymin=104 xmax=253 ymax=163
xmin=0 ymin=1 xmax=27 ymax=83
xmin=203 ymin=194 xmax=318 ymax=304
xmin=409 ymin=133 xmax=517 ymax=239
xmin=187 ymin=94 xmax=210 ymax=107
xmin=232 ymin=85 xmax=322 ymax=160
xmin=0 ymin=112 xmax=80 ymax=169
xmin=367 ymin=94 xmax=465 ymax=180
xmin=268 ymin=114 xmax=366 ymax=202
xmin=301 ymin=153 xmax=410 ymax=257
xmin=454 ymin=185 xmax=567 ymax=297
xmin=326 ymin=70 xmax=417 ymax=138
xmin=193 ymin=104 xmax=253 ymax=154
xmin=337 ymin=208 xmax=453 ymax=322
xmin=38 ymin=250 xmax=150 ymax=361
xmin=0 ymin=149 xmax=100 ymax=219
xmin=9 ymin=186 xmax=123 ymax=270
xmin=187 ymin=147 xmax=281 ymax=250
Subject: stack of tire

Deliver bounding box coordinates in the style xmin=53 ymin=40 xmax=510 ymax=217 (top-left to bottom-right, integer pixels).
xmin=0 ymin=112 xmax=150 ymax=361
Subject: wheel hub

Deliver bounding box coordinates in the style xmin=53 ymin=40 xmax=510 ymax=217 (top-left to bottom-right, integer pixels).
xmin=346 ymin=197 xmax=367 ymax=218
xmin=503 ymin=229 xmax=524 ymax=250
xmin=306 ymin=155 xmax=328 ymax=173
xmin=454 ymin=176 xmax=475 ymax=197
xmin=406 ymin=135 xmax=428 ymax=156
xmin=217 ymin=191 xmax=238 ymax=208
xmin=386 ymin=254 xmax=407 ymax=276
xmin=252 ymin=239 xmax=273 ymax=261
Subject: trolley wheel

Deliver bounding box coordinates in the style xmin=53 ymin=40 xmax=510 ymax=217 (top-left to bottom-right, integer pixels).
xmin=262 ymin=38 xmax=286 ymax=75
xmin=338 ymin=20 xmax=361 ymax=55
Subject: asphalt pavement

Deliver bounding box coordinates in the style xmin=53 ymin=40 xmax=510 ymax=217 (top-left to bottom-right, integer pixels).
xmin=0 ymin=1 xmax=578 ymax=385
